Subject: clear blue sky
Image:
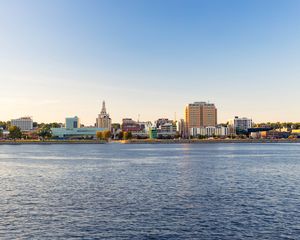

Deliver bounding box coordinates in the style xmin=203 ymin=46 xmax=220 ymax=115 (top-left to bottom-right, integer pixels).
xmin=1 ymin=0 xmax=300 ymax=124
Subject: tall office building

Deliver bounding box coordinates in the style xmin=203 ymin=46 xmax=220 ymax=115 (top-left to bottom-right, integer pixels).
xmin=96 ymin=101 xmax=111 ymax=130
xmin=185 ymin=102 xmax=217 ymax=134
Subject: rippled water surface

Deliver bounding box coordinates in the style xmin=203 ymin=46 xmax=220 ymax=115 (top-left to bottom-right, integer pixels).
xmin=1 ymin=143 xmax=300 ymax=239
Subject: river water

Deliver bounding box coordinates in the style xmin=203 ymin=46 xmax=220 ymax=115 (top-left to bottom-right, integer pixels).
xmin=0 ymin=143 xmax=300 ymax=239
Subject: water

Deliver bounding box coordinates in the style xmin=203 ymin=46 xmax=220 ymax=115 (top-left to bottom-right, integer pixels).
xmin=0 ymin=143 xmax=300 ymax=239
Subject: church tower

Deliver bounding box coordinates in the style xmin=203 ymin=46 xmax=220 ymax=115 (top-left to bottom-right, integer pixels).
xmin=96 ymin=101 xmax=112 ymax=130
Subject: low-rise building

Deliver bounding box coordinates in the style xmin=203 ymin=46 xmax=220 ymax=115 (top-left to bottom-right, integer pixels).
xmin=261 ymin=130 xmax=290 ymax=139
xmin=155 ymin=118 xmax=177 ymax=138
xmin=190 ymin=125 xmax=229 ymax=138
xmin=51 ymin=116 xmax=104 ymax=139
xmin=121 ymin=118 xmax=151 ymax=138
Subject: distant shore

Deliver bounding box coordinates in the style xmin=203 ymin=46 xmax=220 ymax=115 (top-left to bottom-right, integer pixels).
xmin=0 ymin=140 xmax=107 ymax=145
xmin=120 ymin=139 xmax=300 ymax=144
xmin=1 ymin=139 xmax=300 ymax=145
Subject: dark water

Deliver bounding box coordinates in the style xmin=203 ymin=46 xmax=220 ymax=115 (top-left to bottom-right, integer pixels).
xmin=0 ymin=143 xmax=300 ymax=239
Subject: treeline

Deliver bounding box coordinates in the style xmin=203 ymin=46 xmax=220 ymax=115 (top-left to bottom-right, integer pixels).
xmin=96 ymin=130 xmax=133 ymax=141
xmin=253 ymin=122 xmax=300 ymax=129
xmin=0 ymin=121 xmax=62 ymax=129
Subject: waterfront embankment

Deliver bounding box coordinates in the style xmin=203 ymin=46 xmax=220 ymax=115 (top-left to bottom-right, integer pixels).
xmin=0 ymin=140 xmax=107 ymax=145
xmin=1 ymin=139 xmax=300 ymax=145
xmin=120 ymin=139 xmax=300 ymax=144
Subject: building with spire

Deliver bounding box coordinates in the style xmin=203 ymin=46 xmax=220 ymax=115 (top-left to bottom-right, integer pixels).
xmin=96 ymin=101 xmax=112 ymax=130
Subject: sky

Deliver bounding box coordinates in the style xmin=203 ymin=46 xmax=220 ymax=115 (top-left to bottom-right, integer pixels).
xmin=1 ymin=0 xmax=300 ymax=125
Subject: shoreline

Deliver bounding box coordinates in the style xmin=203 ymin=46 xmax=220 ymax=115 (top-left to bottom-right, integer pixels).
xmin=0 ymin=140 xmax=107 ymax=145
xmin=120 ymin=139 xmax=300 ymax=144
xmin=0 ymin=139 xmax=300 ymax=145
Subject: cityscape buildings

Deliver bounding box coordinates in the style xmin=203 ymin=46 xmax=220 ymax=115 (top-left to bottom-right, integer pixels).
xmin=3 ymin=100 xmax=300 ymax=140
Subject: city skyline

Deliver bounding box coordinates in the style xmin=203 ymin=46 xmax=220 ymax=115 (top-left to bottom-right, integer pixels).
xmin=1 ymin=0 xmax=300 ymax=124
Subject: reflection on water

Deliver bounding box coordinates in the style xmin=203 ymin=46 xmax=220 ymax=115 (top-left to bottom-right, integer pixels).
xmin=0 ymin=143 xmax=300 ymax=239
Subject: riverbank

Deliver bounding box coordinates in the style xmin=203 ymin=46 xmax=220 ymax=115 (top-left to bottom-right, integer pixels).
xmin=1 ymin=139 xmax=300 ymax=145
xmin=0 ymin=140 xmax=107 ymax=145
xmin=120 ymin=139 xmax=300 ymax=144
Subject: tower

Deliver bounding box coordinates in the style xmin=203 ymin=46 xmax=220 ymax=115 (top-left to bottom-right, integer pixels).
xmin=96 ymin=100 xmax=112 ymax=130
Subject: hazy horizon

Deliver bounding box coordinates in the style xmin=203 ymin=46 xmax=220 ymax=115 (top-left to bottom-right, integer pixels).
xmin=1 ymin=0 xmax=300 ymax=125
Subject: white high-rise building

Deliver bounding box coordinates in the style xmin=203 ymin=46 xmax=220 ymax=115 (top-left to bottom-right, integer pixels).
xmin=11 ymin=117 xmax=33 ymax=131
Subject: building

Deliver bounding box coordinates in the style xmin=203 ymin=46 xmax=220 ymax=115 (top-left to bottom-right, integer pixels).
xmin=51 ymin=116 xmax=105 ymax=139
xmin=121 ymin=118 xmax=150 ymax=138
xmin=122 ymin=118 xmax=143 ymax=132
xmin=66 ymin=116 xmax=80 ymax=129
xmin=185 ymin=102 xmax=217 ymax=136
xmin=190 ymin=125 xmax=229 ymax=137
xmin=176 ymin=119 xmax=186 ymax=138
xmin=261 ymin=130 xmax=290 ymax=139
xmin=155 ymin=118 xmax=177 ymax=138
xmin=11 ymin=117 xmax=33 ymax=131
xmin=229 ymin=116 xmax=252 ymax=134
xmin=96 ymin=101 xmax=111 ymax=130
xmin=149 ymin=126 xmax=158 ymax=139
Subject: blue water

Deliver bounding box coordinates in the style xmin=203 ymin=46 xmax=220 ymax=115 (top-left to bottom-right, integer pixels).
xmin=0 ymin=143 xmax=300 ymax=239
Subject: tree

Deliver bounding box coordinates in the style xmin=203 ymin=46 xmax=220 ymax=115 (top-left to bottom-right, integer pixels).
xmin=103 ymin=130 xmax=111 ymax=140
xmin=0 ymin=121 xmax=10 ymax=130
xmin=128 ymin=132 xmax=132 ymax=139
xmin=38 ymin=126 xmax=52 ymax=140
xmin=123 ymin=131 xmax=133 ymax=140
xmin=118 ymin=131 xmax=124 ymax=140
xmin=96 ymin=131 xmax=103 ymax=140
xmin=8 ymin=126 xmax=22 ymax=139
xmin=0 ymin=128 xmax=3 ymax=139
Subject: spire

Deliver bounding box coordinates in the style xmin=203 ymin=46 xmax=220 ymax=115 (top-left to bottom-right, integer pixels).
xmin=101 ymin=100 xmax=106 ymax=114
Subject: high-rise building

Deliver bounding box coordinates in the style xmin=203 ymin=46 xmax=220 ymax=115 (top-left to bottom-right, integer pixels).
xmin=185 ymin=102 xmax=217 ymax=135
xmin=11 ymin=117 xmax=33 ymax=131
xmin=96 ymin=101 xmax=112 ymax=130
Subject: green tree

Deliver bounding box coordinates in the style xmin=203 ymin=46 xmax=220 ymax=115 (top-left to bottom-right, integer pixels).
xmin=0 ymin=128 xmax=3 ymax=138
xmin=123 ymin=131 xmax=130 ymax=140
xmin=38 ymin=126 xmax=52 ymax=140
xmin=111 ymin=123 xmax=121 ymax=131
xmin=8 ymin=126 xmax=22 ymax=139
xmin=0 ymin=121 xmax=10 ymax=130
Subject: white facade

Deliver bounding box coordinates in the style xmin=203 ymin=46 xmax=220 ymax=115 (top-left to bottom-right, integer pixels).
xmin=190 ymin=126 xmax=229 ymax=137
xmin=11 ymin=117 xmax=33 ymax=131
xmin=229 ymin=116 xmax=252 ymax=133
